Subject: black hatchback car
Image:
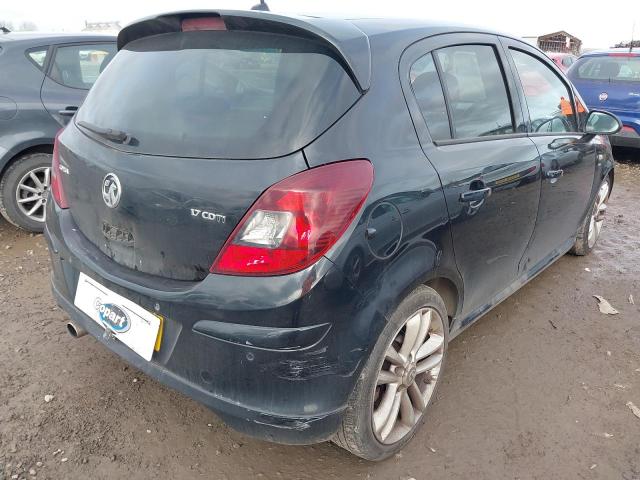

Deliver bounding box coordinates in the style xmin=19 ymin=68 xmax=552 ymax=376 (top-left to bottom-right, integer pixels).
xmin=0 ymin=31 xmax=115 ymax=231
xmin=45 ymin=11 xmax=621 ymax=460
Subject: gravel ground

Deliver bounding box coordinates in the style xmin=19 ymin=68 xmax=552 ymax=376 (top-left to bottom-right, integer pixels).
xmin=0 ymin=149 xmax=639 ymax=480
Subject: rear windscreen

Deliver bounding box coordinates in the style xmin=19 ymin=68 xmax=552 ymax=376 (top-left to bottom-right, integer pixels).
xmin=75 ymin=31 xmax=360 ymax=159
xmin=572 ymin=56 xmax=640 ymax=82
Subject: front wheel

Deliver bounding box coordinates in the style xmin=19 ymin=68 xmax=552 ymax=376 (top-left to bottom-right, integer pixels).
xmin=570 ymin=177 xmax=610 ymax=256
xmin=333 ymin=285 xmax=448 ymax=460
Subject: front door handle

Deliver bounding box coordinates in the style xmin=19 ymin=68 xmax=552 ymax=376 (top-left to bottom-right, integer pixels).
xmin=547 ymin=169 xmax=564 ymax=179
xmin=58 ymin=106 xmax=79 ymax=117
xmin=460 ymin=187 xmax=492 ymax=203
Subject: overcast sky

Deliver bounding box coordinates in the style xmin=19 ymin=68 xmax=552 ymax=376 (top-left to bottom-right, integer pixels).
xmin=2 ymin=0 xmax=639 ymax=49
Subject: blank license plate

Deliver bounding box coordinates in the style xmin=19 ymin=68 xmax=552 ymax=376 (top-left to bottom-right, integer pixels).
xmin=74 ymin=272 xmax=160 ymax=361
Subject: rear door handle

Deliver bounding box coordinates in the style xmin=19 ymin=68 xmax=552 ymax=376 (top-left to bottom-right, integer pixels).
xmin=58 ymin=106 xmax=79 ymax=116
xmin=547 ymin=169 xmax=564 ymax=179
xmin=460 ymin=187 xmax=492 ymax=203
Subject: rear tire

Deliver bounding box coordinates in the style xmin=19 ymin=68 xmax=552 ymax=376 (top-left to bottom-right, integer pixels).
xmin=570 ymin=176 xmax=610 ymax=256
xmin=0 ymin=153 xmax=52 ymax=232
xmin=333 ymin=285 xmax=448 ymax=460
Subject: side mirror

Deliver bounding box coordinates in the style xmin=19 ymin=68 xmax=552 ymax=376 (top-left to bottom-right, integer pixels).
xmin=584 ymin=110 xmax=622 ymax=135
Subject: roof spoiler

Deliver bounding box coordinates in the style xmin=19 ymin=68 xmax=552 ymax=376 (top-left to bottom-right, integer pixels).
xmin=117 ymin=10 xmax=371 ymax=92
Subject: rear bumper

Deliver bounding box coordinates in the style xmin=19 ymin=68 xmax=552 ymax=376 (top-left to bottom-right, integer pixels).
xmin=45 ymin=205 xmax=385 ymax=444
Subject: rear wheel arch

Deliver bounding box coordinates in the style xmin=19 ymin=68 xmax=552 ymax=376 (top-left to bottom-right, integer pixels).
xmin=381 ymin=266 xmax=462 ymax=326
xmin=424 ymin=276 xmax=460 ymax=321
xmin=374 ymin=267 xmax=461 ymax=330
xmin=1 ymin=143 xmax=54 ymax=178
xmin=606 ymin=167 xmax=614 ymax=197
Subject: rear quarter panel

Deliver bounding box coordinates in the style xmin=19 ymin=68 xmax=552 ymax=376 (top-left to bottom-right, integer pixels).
xmin=304 ymin=33 xmax=460 ymax=347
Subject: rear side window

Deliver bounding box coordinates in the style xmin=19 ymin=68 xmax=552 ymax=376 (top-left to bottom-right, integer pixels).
xmin=434 ymin=45 xmax=514 ymax=139
xmin=510 ymin=49 xmax=578 ymax=133
xmin=50 ymin=43 xmax=117 ymax=89
xmin=573 ymin=56 xmax=640 ymax=82
xmin=27 ymin=47 xmax=48 ymax=69
xmin=410 ymin=53 xmax=451 ymax=140
xmin=76 ymin=31 xmax=360 ymax=159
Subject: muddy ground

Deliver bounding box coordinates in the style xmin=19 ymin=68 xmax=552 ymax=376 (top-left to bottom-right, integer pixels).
xmin=1 ymin=149 xmax=639 ymax=480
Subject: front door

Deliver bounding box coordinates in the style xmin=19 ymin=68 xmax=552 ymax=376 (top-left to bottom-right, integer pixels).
xmin=501 ymin=40 xmax=597 ymax=269
xmin=400 ymin=34 xmax=542 ymax=324
xmin=41 ymin=42 xmax=116 ymax=126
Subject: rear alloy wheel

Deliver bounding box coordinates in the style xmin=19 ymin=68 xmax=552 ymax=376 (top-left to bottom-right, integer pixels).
xmin=0 ymin=153 xmax=52 ymax=232
xmin=373 ymin=307 xmax=445 ymax=444
xmin=570 ymin=177 xmax=610 ymax=256
xmin=333 ymin=286 xmax=448 ymax=460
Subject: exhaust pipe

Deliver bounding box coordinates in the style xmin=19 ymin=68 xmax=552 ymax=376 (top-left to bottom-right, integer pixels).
xmin=66 ymin=321 xmax=87 ymax=338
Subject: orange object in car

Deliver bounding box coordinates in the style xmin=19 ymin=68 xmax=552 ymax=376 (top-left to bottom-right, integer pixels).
xmin=560 ymin=96 xmax=573 ymax=115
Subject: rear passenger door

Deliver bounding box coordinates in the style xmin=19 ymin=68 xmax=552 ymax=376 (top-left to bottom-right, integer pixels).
xmin=40 ymin=42 xmax=116 ymax=126
xmin=501 ymin=39 xmax=597 ymax=268
xmin=400 ymin=33 xmax=542 ymax=325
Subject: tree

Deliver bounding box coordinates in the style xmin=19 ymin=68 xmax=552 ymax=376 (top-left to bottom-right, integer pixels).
xmin=0 ymin=20 xmax=14 ymax=31
xmin=613 ymin=40 xmax=640 ymax=48
xmin=17 ymin=21 xmax=37 ymax=31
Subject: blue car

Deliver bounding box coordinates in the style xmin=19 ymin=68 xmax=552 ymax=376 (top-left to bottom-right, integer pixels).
xmin=568 ymin=49 xmax=640 ymax=148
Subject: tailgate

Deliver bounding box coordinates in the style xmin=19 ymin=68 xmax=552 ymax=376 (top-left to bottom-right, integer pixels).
xmin=59 ymin=125 xmax=307 ymax=281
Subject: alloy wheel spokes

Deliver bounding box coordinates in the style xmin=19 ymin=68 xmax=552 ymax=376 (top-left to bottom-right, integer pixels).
xmin=588 ymin=181 xmax=609 ymax=248
xmin=399 ymin=390 xmax=415 ymax=427
xmin=398 ymin=311 xmax=422 ymax=359
xmin=416 ymin=352 xmax=443 ymax=374
xmin=408 ymin=381 xmax=427 ymax=412
xmin=18 ymin=184 xmax=39 ymax=194
xmin=373 ymin=383 xmax=399 ymax=434
xmin=377 ymin=369 xmax=402 ymax=385
xmin=15 ymin=166 xmax=50 ymax=222
xmin=379 ymin=391 xmax=402 ymax=440
xmin=416 ymin=333 xmax=444 ymax=360
xmin=373 ymin=307 xmax=446 ymax=444
xmin=27 ymin=200 xmax=43 ymax=216
xmin=18 ymin=195 xmax=40 ymax=204
xmin=385 ymin=345 xmax=405 ymax=366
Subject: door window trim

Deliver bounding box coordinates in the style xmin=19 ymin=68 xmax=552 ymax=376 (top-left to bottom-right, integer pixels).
xmin=400 ymin=33 xmax=529 ymax=149
xmin=45 ymin=41 xmax=116 ymax=90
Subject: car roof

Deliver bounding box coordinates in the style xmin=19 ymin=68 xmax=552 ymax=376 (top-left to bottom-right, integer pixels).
xmin=0 ymin=31 xmax=116 ymax=46
xmin=580 ymin=48 xmax=640 ymax=57
xmin=344 ymin=16 xmax=494 ymax=37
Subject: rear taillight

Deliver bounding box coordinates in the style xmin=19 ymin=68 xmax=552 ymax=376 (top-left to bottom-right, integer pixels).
xmin=51 ymin=131 xmax=69 ymax=209
xmin=211 ymin=160 xmax=374 ymax=276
